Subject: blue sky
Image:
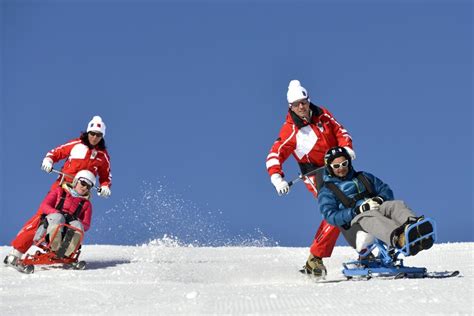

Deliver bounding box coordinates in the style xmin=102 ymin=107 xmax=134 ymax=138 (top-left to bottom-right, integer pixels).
xmin=1 ymin=0 xmax=472 ymax=247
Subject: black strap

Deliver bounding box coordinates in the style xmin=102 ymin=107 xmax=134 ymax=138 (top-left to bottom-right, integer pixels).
xmin=324 ymin=172 xmax=376 ymax=208
xmin=351 ymin=173 xmax=375 ymax=202
xmin=55 ymin=190 xmax=68 ymax=211
xmin=54 ymin=188 xmax=86 ymax=220
xmin=325 ymin=182 xmax=355 ymax=208
xmin=73 ymin=200 xmax=86 ymax=219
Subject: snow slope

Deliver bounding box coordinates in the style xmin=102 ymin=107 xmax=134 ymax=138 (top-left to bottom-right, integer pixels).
xmin=1 ymin=242 xmax=472 ymax=315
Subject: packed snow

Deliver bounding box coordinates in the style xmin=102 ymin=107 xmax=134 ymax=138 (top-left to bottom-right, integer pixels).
xmin=1 ymin=241 xmax=472 ymax=315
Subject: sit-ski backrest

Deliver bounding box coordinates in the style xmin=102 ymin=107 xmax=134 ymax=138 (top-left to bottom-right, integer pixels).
xmin=312 ymin=166 xmax=326 ymax=191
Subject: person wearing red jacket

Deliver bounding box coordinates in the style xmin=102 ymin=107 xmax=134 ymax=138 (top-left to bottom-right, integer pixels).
xmin=266 ymin=80 xmax=356 ymax=276
xmin=7 ymin=116 xmax=111 ymax=264
xmin=5 ymin=170 xmax=95 ymax=267
xmin=41 ymin=115 xmax=112 ymax=194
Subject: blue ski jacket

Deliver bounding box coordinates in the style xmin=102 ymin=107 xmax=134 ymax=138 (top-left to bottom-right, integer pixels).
xmin=318 ymin=168 xmax=394 ymax=227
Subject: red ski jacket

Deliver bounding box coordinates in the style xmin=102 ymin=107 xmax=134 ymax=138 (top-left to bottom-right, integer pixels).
xmin=266 ymin=104 xmax=353 ymax=194
xmin=45 ymin=137 xmax=112 ymax=189
xmin=40 ymin=186 xmax=93 ymax=231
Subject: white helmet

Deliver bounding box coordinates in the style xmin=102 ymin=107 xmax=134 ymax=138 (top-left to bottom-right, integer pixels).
xmin=72 ymin=170 xmax=96 ymax=188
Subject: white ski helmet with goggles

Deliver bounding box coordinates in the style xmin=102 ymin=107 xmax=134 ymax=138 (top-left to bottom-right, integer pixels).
xmin=72 ymin=170 xmax=96 ymax=189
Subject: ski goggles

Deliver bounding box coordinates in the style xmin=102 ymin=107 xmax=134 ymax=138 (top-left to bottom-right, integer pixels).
xmin=79 ymin=179 xmax=93 ymax=189
xmin=88 ymin=131 xmax=103 ymax=137
xmin=290 ymin=99 xmax=309 ymax=108
xmin=331 ymin=160 xmax=349 ymax=169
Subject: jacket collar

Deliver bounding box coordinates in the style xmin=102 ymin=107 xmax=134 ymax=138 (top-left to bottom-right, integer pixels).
xmin=288 ymin=103 xmax=323 ymax=129
xmin=62 ymin=183 xmax=91 ymax=200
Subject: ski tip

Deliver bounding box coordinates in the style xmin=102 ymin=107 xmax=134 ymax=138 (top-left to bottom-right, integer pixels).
xmin=448 ymin=270 xmax=460 ymax=277
xmin=425 ymin=270 xmax=460 ymax=279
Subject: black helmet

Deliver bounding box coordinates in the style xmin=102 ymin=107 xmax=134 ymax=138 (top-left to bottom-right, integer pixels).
xmin=324 ymin=146 xmax=352 ymax=177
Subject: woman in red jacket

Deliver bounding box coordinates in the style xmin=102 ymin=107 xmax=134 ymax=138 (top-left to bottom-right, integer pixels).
xmin=41 ymin=115 xmax=112 ymax=195
xmin=5 ymin=170 xmax=95 ymax=266
xmin=266 ymin=80 xmax=356 ymax=277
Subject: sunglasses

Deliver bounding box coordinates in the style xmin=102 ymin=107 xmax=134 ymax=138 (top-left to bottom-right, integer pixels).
xmin=88 ymin=131 xmax=103 ymax=137
xmin=290 ymin=99 xmax=309 ymax=108
xmin=331 ymin=160 xmax=349 ymax=169
xmin=79 ymin=179 xmax=92 ymax=189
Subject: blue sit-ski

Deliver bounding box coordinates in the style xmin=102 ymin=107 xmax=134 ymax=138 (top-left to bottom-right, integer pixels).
xmin=341 ymin=218 xmax=458 ymax=280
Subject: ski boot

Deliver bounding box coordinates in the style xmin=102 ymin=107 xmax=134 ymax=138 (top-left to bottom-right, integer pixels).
xmin=392 ymin=216 xmax=434 ymax=256
xmin=3 ymin=250 xmax=34 ymax=274
xmin=302 ymin=254 xmax=327 ymax=277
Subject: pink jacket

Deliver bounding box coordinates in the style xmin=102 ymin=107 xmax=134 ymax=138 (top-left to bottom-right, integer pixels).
xmin=40 ymin=186 xmax=93 ymax=231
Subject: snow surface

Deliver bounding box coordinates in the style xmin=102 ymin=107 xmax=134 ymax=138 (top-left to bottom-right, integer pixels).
xmin=1 ymin=242 xmax=472 ymax=315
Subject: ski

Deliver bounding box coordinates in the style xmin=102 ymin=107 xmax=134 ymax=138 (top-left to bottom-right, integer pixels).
xmin=5 ymin=262 xmax=34 ymax=274
xmin=313 ymin=277 xmax=353 ymax=284
xmin=424 ymin=270 xmax=460 ymax=279
xmin=64 ymin=260 xmax=87 ymax=270
xmin=299 ymin=268 xmax=327 ymax=278
xmin=4 ymin=255 xmax=34 ymax=274
xmin=300 ymin=270 xmax=368 ymax=283
xmin=300 ymin=269 xmax=460 ymax=283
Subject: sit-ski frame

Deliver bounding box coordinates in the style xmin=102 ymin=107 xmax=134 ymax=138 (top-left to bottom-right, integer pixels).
xmin=21 ymin=223 xmax=84 ymax=266
xmin=342 ymin=218 xmax=436 ymax=279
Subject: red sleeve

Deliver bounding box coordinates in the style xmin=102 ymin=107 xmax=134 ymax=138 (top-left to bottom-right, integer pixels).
xmin=79 ymin=201 xmax=92 ymax=231
xmin=322 ymin=108 xmax=353 ymax=149
xmin=45 ymin=138 xmax=82 ymax=163
xmin=40 ymin=188 xmax=61 ymax=215
xmin=97 ymin=150 xmax=112 ymax=187
xmin=266 ymin=123 xmax=297 ymax=177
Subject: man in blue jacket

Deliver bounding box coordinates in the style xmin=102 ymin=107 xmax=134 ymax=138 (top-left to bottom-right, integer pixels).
xmin=317 ymin=147 xmax=434 ymax=254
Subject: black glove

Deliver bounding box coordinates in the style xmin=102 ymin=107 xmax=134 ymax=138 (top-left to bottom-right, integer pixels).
xmin=355 ymin=203 xmax=370 ymax=215
xmin=372 ymin=196 xmax=384 ymax=205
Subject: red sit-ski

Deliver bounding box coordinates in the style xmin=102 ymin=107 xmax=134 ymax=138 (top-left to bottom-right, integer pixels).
xmin=13 ymin=224 xmax=87 ymax=274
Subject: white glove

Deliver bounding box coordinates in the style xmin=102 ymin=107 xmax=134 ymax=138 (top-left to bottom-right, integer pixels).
xmin=271 ymin=174 xmax=290 ymax=196
xmin=98 ymin=186 xmax=111 ymax=198
xmin=41 ymin=158 xmax=53 ymax=173
xmin=344 ymin=147 xmax=356 ymax=160
xmin=356 ymin=199 xmax=380 ymax=214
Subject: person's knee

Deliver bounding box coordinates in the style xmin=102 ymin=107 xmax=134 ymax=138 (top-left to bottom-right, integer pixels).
xmin=394 ymin=200 xmax=407 ymax=207
xmin=68 ymin=220 xmax=84 ymax=233
xmin=387 ymin=200 xmax=407 ymax=208
xmin=45 ymin=213 xmax=66 ymax=236
xmin=46 ymin=213 xmax=66 ymax=225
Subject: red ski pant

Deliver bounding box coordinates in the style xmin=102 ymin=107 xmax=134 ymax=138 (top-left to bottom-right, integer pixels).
xmin=309 ymin=219 xmax=340 ymax=258
xmin=11 ymin=211 xmax=43 ymax=254
xmin=11 ymin=182 xmax=61 ymax=253
xmin=304 ymin=179 xmax=340 ymax=258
